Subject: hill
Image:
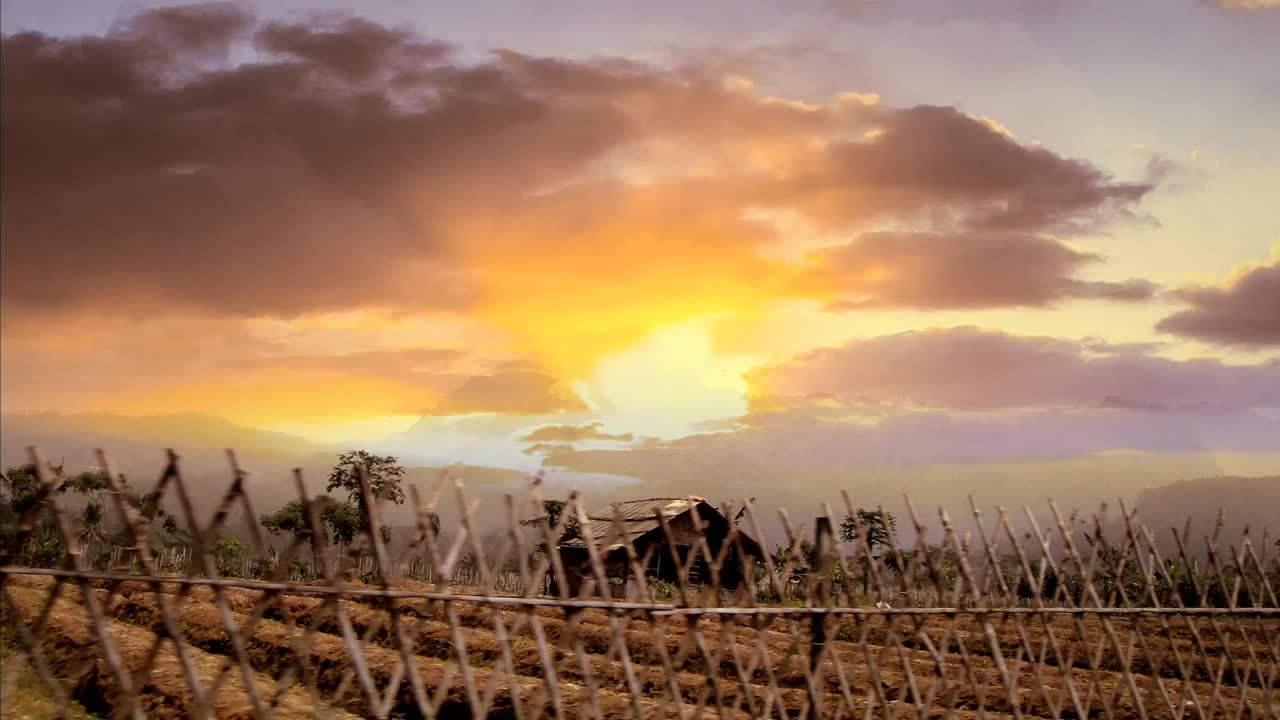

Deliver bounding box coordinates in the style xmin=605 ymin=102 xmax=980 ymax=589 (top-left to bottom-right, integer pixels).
xmin=1129 ymin=474 xmax=1280 ymax=557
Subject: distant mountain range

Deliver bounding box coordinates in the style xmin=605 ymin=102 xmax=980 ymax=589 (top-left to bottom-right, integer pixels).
xmin=2 ymin=412 xmax=1276 ymax=543
xmin=3 ymin=411 xmax=324 ymax=460
xmin=0 ymin=412 xmax=528 ymax=528
xmin=1127 ymin=474 xmax=1280 ymax=556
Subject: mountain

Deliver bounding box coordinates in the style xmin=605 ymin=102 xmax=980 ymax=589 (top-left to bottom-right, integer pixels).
xmin=1 ymin=412 xmax=323 ymax=460
xmin=1128 ymin=475 xmax=1280 ymax=558
xmin=0 ymin=412 xmax=531 ymax=531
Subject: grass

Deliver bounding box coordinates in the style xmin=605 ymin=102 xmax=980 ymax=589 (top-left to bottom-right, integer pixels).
xmin=0 ymin=626 xmax=99 ymax=720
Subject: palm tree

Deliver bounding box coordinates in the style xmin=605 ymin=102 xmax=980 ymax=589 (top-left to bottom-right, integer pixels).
xmin=76 ymin=501 xmax=107 ymax=568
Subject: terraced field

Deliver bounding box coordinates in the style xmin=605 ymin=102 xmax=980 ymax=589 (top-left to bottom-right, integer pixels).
xmin=2 ymin=574 xmax=1275 ymax=719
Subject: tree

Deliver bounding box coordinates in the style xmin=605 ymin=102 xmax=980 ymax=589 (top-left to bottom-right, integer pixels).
xmin=213 ymin=536 xmax=247 ymax=577
xmin=75 ymin=502 xmax=108 ymax=567
xmin=522 ymin=499 xmax=581 ymax=544
xmin=3 ymin=466 xmax=114 ymax=567
xmin=839 ymin=508 xmax=896 ymax=552
xmin=326 ymin=451 xmax=406 ymax=508
xmin=261 ymin=499 xmax=325 ymax=571
xmin=1 ymin=463 xmax=44 ymax=552
xmin=322 ymin=451 xmax=405 ymax=553
xmin=322 ymin=500 xmax=370 ymax=547
xmin=114 ymin=475 xmax=189 ymax=549
xmin=2 ymin=463 xmax=42 ymax=517
xmin=63 ymin=470 xmax=111 ymax=567
xmin=840 ymin=508 xmax=898 ymax=598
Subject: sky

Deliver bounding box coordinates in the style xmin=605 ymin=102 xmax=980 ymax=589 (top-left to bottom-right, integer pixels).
xmin=1 ymin=0 xmax=1278 ymax=485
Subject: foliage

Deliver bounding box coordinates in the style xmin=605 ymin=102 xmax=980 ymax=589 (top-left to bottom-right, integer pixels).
xmin=0 ymin=464 xmax=43 ymax=541
xmin=649 ymin=577 xmax=677 ymax=600
xmin=60 ymin=469 xmax=110 ymax=497
xmin=326 ymin=450 xmax=406 ymax=508
xmin=839 ymin=508 xmax=897 ymax=551
xmin=261 ymin=500 xmax=312 ymax=538
xmin=1016 ymin=560 xmax=1061 ymax=601
xmin=323 ymin=499 xmax=372 ymax=546
xmin=213 ymin=536 xmax=246 ymax=557
xmin=213 ymin=536 xmax=248 ymax=577
xmin=75 ymin=501 xmax=108 ymax=565
xmin=522 ymin=499 xmax=581 ymax=544
xmin=24 ymin=526 xmax=66 ymax=568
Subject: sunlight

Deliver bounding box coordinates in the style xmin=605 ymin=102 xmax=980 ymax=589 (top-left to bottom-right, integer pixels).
xmin=583 ymin=317 xmax=754 ymax=439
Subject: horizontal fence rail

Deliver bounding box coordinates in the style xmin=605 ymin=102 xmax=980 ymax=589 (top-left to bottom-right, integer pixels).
xmin=1 ymin=448 xmax=1277 ymax=719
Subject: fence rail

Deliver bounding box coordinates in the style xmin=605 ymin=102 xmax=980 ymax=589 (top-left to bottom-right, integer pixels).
xmin=1 ymin=447 xmax=1277 ymax=719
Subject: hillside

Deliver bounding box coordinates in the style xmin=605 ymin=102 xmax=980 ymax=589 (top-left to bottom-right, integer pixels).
xmin=1129 ymin=475 xmax=1280 ymax=556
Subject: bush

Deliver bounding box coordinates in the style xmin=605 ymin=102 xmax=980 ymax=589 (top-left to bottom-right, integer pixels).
xmin=649 ymin=577 xmax=676 ymax=600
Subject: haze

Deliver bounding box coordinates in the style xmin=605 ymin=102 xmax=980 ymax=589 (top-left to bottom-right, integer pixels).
xmin=1 ymin=0 xmax=1277 ymax=521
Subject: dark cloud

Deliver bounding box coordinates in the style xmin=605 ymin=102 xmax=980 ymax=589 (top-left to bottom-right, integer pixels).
xmin=750 ymin=326 xmax=1280 ymax=412
xmin=0 ymin=9 xmax=627 ymax=317
xmin=519 ymin=422 xmax=635 ymax=443
xmin=1156 ymin=260 xmax=1280 ymax=346
xmin=254 ymin=17 xmax=451 ymax=80
xmin=1 ymin=6 xmax=1156 ymax=322
xmin=773 ymin=105 xmax=1152 ymax=235
xmin=810 ymin=231 xmax=1156 ymax=310
xmin=113 ymin=2 xmax=253 ymax=58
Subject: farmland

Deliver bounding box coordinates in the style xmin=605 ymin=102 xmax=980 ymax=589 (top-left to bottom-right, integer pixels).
xmin=3 ymin=573 xmax=1275 ymax=719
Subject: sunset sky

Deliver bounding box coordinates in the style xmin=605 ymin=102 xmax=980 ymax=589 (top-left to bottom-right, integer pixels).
xmin=1 ymin=0 xmax=1277 ymax=480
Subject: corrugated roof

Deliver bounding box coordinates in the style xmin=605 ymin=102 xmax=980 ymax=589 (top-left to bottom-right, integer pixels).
xmin=559 ymin=497 xmax=702 ymax=549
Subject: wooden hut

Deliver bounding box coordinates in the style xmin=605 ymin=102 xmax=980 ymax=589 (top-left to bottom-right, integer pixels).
xmin=553 ymin=497 xmax=763 ymax=598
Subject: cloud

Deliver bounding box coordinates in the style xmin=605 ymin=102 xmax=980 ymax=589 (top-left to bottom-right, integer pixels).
xmin=1156 ymin=257 xmax=1280 ymax=346
xmin=254 ymin=17 xmax=451 ymax=79
xmin=551 ymin=408 xmax=1280 ymax=473
xmin=112 ymin=2 xmax=254 ymax=57
xmin=430 ymin=364 xmax=585 ymax=416
xmin=1215 ymin=0 xmax=1280 ymax=10
xmin=768 ymin=105 xmax=1152 ymax=236
xmin=748 ymin=326 xmax=1280 ymax=412
xmin=538 ymin=329 xmax=1280 ymax=508
xmin=518 ymin=422 xmax=635 ymax=443
xmin=0 ymin=310 xmax=577 ymax=423
xmin=2 ymin=7 xmax=1154 ymax=332
xmin=522 ymin=442 xmax=577 ymax=456
xmin=541 ymin=407 xmax=1280 ymax=517
xmin=807 ymin=230 xmax=1156 ymax=309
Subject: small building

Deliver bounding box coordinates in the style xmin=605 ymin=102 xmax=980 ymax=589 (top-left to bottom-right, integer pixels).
xmin=553 ymin=497 xmax=764 ymax=598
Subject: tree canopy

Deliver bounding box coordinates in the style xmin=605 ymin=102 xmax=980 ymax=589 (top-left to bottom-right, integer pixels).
xmin=839 ymin=508 xmax=897 ymax=551
xmin=326 ymin=450 xmax=406 ymax=508
xmin=522 ymin=499 xmax=581 ymax=544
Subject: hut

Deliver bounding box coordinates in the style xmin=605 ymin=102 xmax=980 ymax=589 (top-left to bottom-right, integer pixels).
xmin=552 ymin=497 xmax=764 ymax=598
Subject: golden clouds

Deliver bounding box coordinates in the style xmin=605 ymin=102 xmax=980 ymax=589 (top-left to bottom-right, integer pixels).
xmin=0 ymin=6 xmax=1168 ymax=428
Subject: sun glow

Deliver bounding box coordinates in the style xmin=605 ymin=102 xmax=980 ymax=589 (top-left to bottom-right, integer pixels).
xmin=583 ymin=317 xmax=755 ymax=439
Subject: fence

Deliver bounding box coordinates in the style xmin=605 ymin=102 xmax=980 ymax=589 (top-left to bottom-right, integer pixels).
xmin=1 ymin=447 xmax=1277 ymax=719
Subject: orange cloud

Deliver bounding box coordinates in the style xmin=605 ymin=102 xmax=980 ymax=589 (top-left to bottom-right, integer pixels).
xmin=0 ymin=6 xmax=1166 ymax=423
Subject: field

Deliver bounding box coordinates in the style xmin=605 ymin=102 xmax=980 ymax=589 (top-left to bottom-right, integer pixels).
xmin=2 ymin=574 xmax=1275 ymax=720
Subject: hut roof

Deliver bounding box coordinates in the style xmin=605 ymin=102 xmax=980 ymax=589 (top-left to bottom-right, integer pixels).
xmin=558 ymin=497 xmax=760 ymax=554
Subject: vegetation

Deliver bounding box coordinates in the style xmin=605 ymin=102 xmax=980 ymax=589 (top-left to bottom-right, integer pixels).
xmin=259 ymin=450 xmax=421 ymax=580
xmin=522 ymin=499 xmax=582 ymax=544
xmin=838 ymin=508 xmax=896 ymax=551
xmin=1 ymin=463 xmax=185 ymax=569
